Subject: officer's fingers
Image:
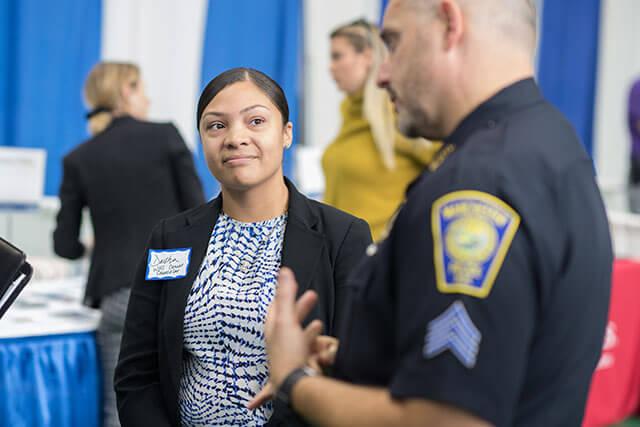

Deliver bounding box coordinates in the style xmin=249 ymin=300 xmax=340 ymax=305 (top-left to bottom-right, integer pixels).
xmin=264 ymin=300 xmax=276 ymax=340
xmin=303 ymin=320 xmax=324 ymax=347
xmin=306 ymin=355 xmax=322 ymax=372
xmin=295 ymin=290 xmax=319 ymax=322
xmin=246 ymin=382 xmax=274 ymax=410
xmin=313 ymin=336 xmax=339 ymax=367
xmin=275 ymin=268 xmax=299 ymax=323
xmin=264 ymin=282 xmax=282 ymax=340
xmin=317 ymin=345 xmax=338 ymax=367
xmin=311 ymin=336 xmax=338 ymax=353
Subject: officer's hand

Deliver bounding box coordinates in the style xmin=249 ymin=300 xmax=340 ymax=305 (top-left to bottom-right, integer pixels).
xmin=265 ymin=267 xmax=323 ymax=389
xmin=247 ymin=335 xmax=338 ymax=410
xmin=309 ymin=336 xmax=339 ymax=369
xmin=248 ymin=268 xmax=323 ymax=410
xmin=247 ymin=382 xmax=274 ymax=410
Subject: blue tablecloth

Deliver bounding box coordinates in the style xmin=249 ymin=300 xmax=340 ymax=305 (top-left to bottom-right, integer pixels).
xmin=0 ymin=332 xmax=100 ymax=427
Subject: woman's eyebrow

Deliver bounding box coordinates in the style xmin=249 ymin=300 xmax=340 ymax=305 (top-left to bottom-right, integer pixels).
xmin=202 ymin=104 xmax=269 ymax=118
xmin=240 ymin=104 xmax=269 ymax=114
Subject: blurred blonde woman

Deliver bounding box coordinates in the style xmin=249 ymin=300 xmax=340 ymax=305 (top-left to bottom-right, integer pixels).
xmin=53 ymin=62 xmax=204 ymax=427
xmin=323 ymin=19 xmax=440 ymax=240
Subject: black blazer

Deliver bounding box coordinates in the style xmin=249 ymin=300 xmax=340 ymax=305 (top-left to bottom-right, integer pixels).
xmin=114 ymin=178 xmax=372 ymax=426
xmin=53 ymin=116 xmax=204 ymax=305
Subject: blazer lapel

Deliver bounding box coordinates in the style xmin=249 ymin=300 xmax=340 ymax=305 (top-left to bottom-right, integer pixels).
xmin=281 ymin=179 xmax=325 ymax=298
xmin=162 ymin=197 xmax=221 ymax=390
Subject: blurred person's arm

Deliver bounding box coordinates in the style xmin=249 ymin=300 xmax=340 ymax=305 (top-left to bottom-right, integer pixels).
xmin=53 ymin=156 xmax=86 ymax=259
xmin=114 ymin=220 xmax=173 ymax=427
xmin=167 ymin=124 xmax=205 ymax=208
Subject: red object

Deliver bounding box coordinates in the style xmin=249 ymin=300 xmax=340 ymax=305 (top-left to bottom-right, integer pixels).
xmin=583 ymin=259 xmax=640 ymax=427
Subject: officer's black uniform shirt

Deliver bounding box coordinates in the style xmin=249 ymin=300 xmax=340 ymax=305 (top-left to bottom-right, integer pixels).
xmin=333 ymin=79 xmax=613 ymax=427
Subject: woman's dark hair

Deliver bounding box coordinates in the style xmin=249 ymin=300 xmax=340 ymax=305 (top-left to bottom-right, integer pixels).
xmin=197 ymin=67 xmax=289 ymax=129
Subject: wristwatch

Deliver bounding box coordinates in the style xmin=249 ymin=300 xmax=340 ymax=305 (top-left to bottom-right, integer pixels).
xmin=275 ymin=366 xmax=318 ymax=407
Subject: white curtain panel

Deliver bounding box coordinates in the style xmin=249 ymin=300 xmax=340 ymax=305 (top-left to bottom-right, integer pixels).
xmin=101 ymin=0 xmax=209 ymax=151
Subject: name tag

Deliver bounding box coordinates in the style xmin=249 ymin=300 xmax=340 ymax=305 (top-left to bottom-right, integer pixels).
xmin=145 ymin=248 xmax=191 ymax=281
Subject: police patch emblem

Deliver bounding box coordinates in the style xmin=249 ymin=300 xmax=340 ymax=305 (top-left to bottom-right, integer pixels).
xmin=432 ymin=191 xmax=520 ymax=298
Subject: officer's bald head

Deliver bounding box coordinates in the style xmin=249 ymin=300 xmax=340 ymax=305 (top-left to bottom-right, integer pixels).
xmin=405 ymin=0 xmax=537 ymax=52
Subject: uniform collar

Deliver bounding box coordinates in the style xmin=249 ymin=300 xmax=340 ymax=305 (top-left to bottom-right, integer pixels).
xmin=445 ymin=77 xmax=543 ymax=146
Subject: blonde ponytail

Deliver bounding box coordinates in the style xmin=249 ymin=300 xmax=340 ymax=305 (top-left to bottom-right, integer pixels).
xmin=87 ymin=111 xmax=113 ymax=135
xmin=362 ymin=25 xmax=397 ymax=170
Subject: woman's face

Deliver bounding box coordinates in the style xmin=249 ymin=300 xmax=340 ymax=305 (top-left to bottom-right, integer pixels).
xmin=122 ymin=77 xmax=150 ymax=119
xmin=330 ymin=36 xmax=372 ymax=95
xmin=199 ymin=80 xmax=292 ymax=192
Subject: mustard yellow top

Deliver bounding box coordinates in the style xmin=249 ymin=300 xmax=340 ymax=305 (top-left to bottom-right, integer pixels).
xmin=322 ymin=91 xmax=440 ymax=241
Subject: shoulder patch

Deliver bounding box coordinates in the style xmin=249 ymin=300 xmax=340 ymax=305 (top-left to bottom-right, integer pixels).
xmin=432 ymin=191 xmax=520 ymax=298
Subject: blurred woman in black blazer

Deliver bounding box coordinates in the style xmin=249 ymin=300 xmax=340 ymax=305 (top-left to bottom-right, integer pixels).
xmin=114 ymin=68 xmax=371 ymax=426
xmin=53 ymin=62 xmax=204 ymax=427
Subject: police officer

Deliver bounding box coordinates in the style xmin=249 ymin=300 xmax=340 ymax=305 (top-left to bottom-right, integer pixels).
xmin=253 ymin=1 xmax=613 ymax=426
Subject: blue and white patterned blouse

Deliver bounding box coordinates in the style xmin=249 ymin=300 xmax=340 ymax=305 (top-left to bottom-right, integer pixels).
xmin=178 ymin=212 xmax=287 ymax=426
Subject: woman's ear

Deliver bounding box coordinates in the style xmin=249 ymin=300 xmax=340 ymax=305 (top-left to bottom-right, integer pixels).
xmin=283 ymin=122 xmax=293 ymax=149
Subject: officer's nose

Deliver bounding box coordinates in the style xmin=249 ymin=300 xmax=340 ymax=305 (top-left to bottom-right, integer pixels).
xmin=377 ymin=57 xmax=391 ymax=89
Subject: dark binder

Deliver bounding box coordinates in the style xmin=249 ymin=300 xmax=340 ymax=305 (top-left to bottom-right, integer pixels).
xmin=0 ymin=237 xmax=33 ymax=319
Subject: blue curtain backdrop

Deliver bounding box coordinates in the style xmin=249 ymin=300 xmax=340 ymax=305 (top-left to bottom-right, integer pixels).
xmin=195 ymin=0 xmax=303 ymax=198
xmin=534 ymin=0 xmax=601 ymax=156
xmin=0 ymin=1 xmax=10 ymax=148
xmin=0 ymin=0 xmax=101 ymax=196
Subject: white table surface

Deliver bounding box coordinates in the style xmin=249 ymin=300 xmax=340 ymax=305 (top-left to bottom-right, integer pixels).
xmin=0 ymin=276 xmax=101 ymax=339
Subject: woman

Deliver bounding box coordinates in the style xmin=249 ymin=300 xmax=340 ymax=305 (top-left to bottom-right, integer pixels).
xmin=53 ymin=62 xmax=204 ymax=427
xmin=323 ymin=19 xmax=440 ymax=241
xmin=114 ymin=68 xmax=372 ymax=426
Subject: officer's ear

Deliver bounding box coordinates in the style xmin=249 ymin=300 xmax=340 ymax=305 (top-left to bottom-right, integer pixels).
xmin=439 ymin=0 xmax=465 ymax=50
